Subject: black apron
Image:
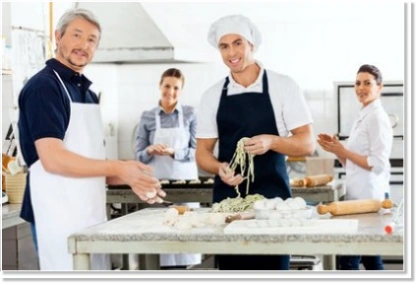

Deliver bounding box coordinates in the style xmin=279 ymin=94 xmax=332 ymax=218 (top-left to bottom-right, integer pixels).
xmin=214 ymin=70 xmax=290 ymax=270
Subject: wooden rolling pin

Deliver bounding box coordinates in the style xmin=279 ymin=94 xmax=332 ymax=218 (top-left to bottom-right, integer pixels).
xmin=305 ymin=174 xmax=333 ymax=187
xmin=225 ymin=212 xmax=255 ymax=223
xmin=291 ymin=174 xmax=333 ymax=187
xmin=291 ymin=178 xmax=306 ymax=187
xmin=317 ymin=198 xmax=393 ymax=216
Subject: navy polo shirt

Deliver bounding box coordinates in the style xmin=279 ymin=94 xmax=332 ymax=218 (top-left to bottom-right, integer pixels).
xmin=18 ymin=58 xmax=99 ymax=224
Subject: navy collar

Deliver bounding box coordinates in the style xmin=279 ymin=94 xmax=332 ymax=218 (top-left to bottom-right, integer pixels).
xmin=46 ymin=58 xmax=92 ymax=89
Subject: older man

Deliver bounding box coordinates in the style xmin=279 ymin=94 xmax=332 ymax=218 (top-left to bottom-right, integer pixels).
xmin=196 ymin=14 xmax=315 ymax=270
xmin=18 ymin=8 xmax=165 ymax=270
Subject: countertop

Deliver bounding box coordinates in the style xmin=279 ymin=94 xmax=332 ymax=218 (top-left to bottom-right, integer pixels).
xmin=2 ymin=203 xmax=25 ymax=229
xmin=69 ymin=207 xmax=402 ymax=243
xmin=68 ymin=207 xmax=403 ymax=270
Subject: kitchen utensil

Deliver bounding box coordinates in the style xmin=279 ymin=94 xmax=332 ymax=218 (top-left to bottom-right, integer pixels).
xmin=161 ymin=200 xmax=174 ymax=206
xmin=305 ymin=174 xmax=333 ymax=187
xmin=225 ymin=212 xmax=255 ymax=223
xmin=291 ymin=174 xmax=333 ymax=187
xmin=317 ymin=198 xmax=393 ymax=216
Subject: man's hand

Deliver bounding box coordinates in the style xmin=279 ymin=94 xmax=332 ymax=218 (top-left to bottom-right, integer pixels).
xmin=115 ymin=160 xmax=166 ymax=204
xmin=218 ymin=162 xmax=244 ymax=187
xmin=243 ymin=135 xmax=274 ymax=155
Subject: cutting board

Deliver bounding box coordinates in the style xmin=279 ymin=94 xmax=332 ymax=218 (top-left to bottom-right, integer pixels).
xmin=223 ymin=219 xmax=358 ymax=234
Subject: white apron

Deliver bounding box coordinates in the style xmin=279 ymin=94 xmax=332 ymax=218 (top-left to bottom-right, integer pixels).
xmin=150 ymin=105 xmax=201 ymax=267
xmin=30 ymin=71 xmax=110 ymax=270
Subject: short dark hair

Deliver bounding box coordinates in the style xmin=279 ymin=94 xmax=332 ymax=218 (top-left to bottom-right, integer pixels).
xmin=357 ymin=64 xmax=382 ymax=85
xmin=159 ymin=68 xmax=185 ymax=87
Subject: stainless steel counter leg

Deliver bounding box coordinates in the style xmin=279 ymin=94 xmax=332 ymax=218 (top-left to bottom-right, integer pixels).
xmin=322 ymin=255 xmax=336 ymax=270
xmin=139 ymin=254 xmax=160 ymax=270
xmin=73 ymin=253 xmax=90 ymax=270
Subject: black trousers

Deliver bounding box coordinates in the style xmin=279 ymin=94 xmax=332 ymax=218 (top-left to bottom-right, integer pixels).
xmin=216 ymin=255 xmax=290 ymax=270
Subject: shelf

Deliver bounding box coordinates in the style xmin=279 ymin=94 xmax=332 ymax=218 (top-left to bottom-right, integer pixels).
xmin=2 ymin=69 xmax=12 ymax=75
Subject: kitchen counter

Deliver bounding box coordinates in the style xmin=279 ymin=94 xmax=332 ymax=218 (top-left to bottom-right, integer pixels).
xmin=106 ymin=181 xmax=346 ymax=204
xmin=68 ymin=207 xmax=403 ymax=270
xmin=2 ymin=204 xmax=25 ymax=229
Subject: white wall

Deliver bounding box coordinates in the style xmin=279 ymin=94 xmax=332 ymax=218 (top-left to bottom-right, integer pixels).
xmin=3 ymin=2 xmax=405 ymax=160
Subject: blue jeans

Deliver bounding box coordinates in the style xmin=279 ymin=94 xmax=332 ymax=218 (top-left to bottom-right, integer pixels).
xmin=338 ymin=255 xmax=384 ymax=270
xmin=30 ymin=223 xmax=38 ymax=255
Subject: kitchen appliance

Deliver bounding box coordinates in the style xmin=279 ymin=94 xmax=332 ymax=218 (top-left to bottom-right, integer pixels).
xmin=334 ymin=81 xmax=404 ymax=185
xmin=336 ymin=81 xmax=404 ymax=140
xmin=75 ymin=2 xmax=207 ymax=63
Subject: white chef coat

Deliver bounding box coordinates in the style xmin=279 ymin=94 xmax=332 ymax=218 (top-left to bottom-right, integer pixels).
xmin=345 ymin=99 xmax=393 ymax=200
xmin=196 ymin=61 xmax=313 ymax=139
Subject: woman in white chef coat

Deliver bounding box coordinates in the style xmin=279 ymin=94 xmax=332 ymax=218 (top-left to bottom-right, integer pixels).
xmin=317 ymin=64 xmax=392 ymax=270
xmin=134 ymin=68 xmax=201 ymax=269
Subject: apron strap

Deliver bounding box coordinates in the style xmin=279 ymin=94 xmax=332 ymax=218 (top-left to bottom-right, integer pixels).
xmin=155 ymin=104 xmax=184 ymax=130
xmin=53 ymin=70 xmax=73 ymax=102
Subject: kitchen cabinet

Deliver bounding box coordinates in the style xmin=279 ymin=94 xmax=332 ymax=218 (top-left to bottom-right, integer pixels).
xmin=2 ymin=204 xmax=39 ymax=270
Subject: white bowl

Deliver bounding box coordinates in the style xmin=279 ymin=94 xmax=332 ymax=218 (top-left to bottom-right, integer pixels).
xmin=255 ymin=207 xmax=313 ymax=220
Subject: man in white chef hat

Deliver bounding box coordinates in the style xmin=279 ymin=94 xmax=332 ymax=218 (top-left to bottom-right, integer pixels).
xmin=196 ymin=15 xmax=315 ymax=270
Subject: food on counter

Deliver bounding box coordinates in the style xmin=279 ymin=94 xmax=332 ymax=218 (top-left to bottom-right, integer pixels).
xmin=160 ymin=180 xmax=170 ymax=184
xmin=228 ymin=137 xmax=254 ymax=197
xmin=203 ymin=178 xmax=214 ymax=184
xmin=163 ymin=208 xmax=229 ymax=230
xmin=253 ymin=197 xmax=311 ymax=220
xmin=172 ymin=205 xmax=190 ymax=215
xmin=253 ymin=197 xmax=307 ymax=211
xmin=212 ymin=194 xmax=265 ymax=213
xmin=172 ymin=179 xmax=186 ymax=184
xmin=188 ymin=179 xmax=201 ymax=184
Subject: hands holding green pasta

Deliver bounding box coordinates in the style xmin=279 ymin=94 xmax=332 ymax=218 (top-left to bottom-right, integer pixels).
xmin=218 ymin=162 xmax=244 ymax=187
xmin=243 ymin=134 xmax=274 ymax=155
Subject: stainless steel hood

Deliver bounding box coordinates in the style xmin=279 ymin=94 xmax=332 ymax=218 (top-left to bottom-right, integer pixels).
xmin=75 ymin=2 xmax=207 ymax=63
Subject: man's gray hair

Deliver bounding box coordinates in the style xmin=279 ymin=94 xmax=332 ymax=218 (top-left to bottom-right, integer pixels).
xmin=56 ymin=8 xmax=101 ymax=40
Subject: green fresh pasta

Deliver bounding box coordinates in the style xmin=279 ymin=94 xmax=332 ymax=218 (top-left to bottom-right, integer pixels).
xmin=229 ymin=137 xmax=255 ymax=197
xmin=212 ymin=194 xmax=265 ymax=213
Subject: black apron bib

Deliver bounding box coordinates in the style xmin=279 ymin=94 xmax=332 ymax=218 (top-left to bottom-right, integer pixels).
xmin=214 ymin=70 xmax=291 ymax=203
xmin=214 ymin=70 xmax=290 ymax=270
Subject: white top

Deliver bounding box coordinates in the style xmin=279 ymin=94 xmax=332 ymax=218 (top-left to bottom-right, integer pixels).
xmin=345 ymin=99 xmax=393 ymax=200
xmin=196 ymin=62 xmax=313 ymax=138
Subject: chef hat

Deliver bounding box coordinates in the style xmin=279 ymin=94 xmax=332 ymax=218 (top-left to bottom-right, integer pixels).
xmin=207 ymin=14 xmax=262 ymax=52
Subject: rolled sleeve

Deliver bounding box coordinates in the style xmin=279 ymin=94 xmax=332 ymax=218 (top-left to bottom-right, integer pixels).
xmin=135 ymin=113 xmax=154 ymax=164
xmin=367 ymin=113 xmax=393 ymax=175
